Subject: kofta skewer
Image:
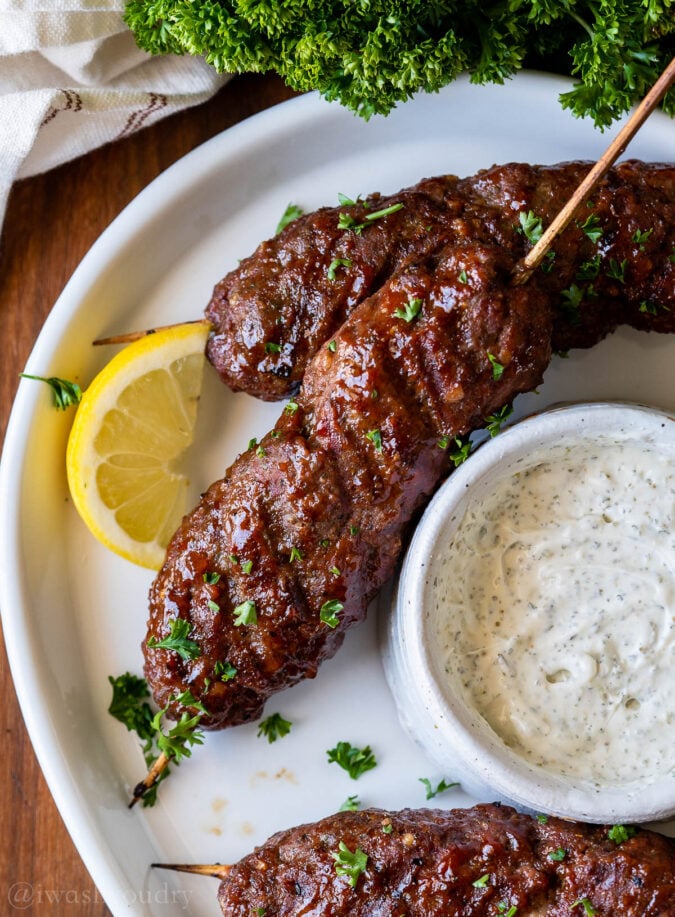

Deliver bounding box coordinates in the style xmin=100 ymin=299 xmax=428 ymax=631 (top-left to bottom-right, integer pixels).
xmin=132 ymin=155 xmax=673 ymax=805
xmin=151 ymin=804 xmax=675 ymax=916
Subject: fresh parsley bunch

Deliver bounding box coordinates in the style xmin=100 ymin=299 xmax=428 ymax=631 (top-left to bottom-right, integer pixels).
xmin=124 ymin=0 xmax=674 ymax=127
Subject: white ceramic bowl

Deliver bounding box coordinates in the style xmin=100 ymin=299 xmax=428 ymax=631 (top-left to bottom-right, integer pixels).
xmin=382 ymin=402 xmax=675 ymax=823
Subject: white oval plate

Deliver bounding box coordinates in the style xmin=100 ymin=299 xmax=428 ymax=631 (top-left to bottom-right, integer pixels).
xmin=1 ymin=73 xmax=674 ymax=916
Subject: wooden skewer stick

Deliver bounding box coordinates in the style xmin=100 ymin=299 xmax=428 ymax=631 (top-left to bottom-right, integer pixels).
xmin=151 ymin=862 xmax=231 ymax=880
xmin=128 ymin=751 xmax=170 ymax=809
xmin=513 ymin=54 xmax=675 ymax=285
xmin=94 ymin=318 xmax=211 ymax=346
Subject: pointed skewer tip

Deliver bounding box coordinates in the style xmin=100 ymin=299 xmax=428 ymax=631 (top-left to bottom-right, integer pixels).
xmin=151 ymin=863 xmax=231 ymax=880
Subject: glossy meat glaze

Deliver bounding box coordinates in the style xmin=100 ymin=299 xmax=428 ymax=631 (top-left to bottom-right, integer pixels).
xmin=206 ymin=161 xmax=675 ymax=399
xmin=145 ymin=161 xmax=674 ymax=728
xmin=216 ymin=804 xmax=675 ymax=916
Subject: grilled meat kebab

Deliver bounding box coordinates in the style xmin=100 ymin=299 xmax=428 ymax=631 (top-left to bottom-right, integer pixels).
xmin=206 ymin=161 xmax=674 ymax=400
xmin=214 ymin=804 xmax=675 ymax=916
xmin=145 ymin=160 xmax=674 ymax=728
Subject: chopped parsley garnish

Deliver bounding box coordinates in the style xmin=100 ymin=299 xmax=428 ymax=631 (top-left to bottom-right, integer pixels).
xmin=485 ymin=404 xmax=513 ymax=438
xmin=349 ymin=525 xmax=360 ymax=536
xmin=327 ymin=741 xmax=377 ymax=779
xmin=536 ymin=814 xmax=548 ymax=824
xmin=578 ymin=213 xmax=603 ymax=243
xmin=560 ymin=283 xmax=584 ymax=323
xmin=632 ymin=227 xmax=653 ymax=249
xmin=213 ymin=660 xmax=237 ymax=681
xmin=207 ymin=599 xmax=220 ymax=613
xmin=418 ymin=776 xmax=458 ymax=800
xmin=247 ymin=437 xmax=258 ymax=450
xmin=338 ymin=201 xmax=404 ymax=234
xmin=20 ymin=373 xmax=82 ymax=410
xmin=332 ymin=842 xmax=368 ymax=887
xmin=540 ymin=250 xmax=556 ymax=273
xmin=233 ymin=600 xmax=257 ymax=626
xmin=284 ymin=399 xmax=299 ymax=414
xmin=365 ymin=428 xmax=383 ymax=451
xmin=320 ymin=599 xmax=344 ymax=628
xmin=257 ymin=712 xmax=292 ymax=743
xmin=572 ymin=898 xmax=597 ymax=916
xmin=549 ymin=847 xmax=566 ymax=861
xmin=497 ymin=905 xmax=517 ymax=916
xmin=151 ymin=692 xmax=205 ymax=764
xmin=340 ymin=795 xmax=360 ymax=811
xmin=327 ymin=257 xmax=353 ymax=280
xmin=265 ymin=341 xmax=282 ymax=354
xmin=448 ymin=436 xmax=472 ymax=467
xmin=240 ymin=560 xmax=253 ymax=574
xmin=382 ymin=822 xmax=393 ymax=834
xmin=487 ymin=352 xmax=505 ymax=380
xmin=458 ymin=269 xmax=468 ymax=284
xmin=330 ymin=566 xmax=341 ymax=576
xmin=639 ymin=300 xmax=669 ymax=315
xmin=472 ymin=873 xmax=490 ymax=888
xmin=289 ymin=546 xmax=303 ymax=563
xmin=327 ymin=340 xmax=337 ymax=352
xmin=607 ymin=824 xmax=637 ymax=845
xmin=575 ymin=254 xmax=601 ymax=281
xmin=108 ymin=672 xmax=155 ymax=739
xmin=256 ymin=444 xmax=266 ymax=457
xmin=606 ymin=257 xmax=627 ymax=284
xmin=518 ymin=210 xmax=543 ymax=245
xmin=275 ymin=203 xmax=303 ymax=234
xmin=203 ymin=571 xmax=220 ymax=585
xmin=108 ymin=674 xmax=205 ymax=807
xmin=147 ymin=617 xmax=201 ymax=660
xmin=394 ymin=296 xmax=423 ymax=322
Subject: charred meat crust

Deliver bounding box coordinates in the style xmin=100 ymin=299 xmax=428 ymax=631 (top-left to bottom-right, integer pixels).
xmin=145 ymin=161 xmax=674 ymax=729
xmin=217 ymin=804 xmax=675 ymax=916
xmin=205 ymin=161 xmax=675 ymax=399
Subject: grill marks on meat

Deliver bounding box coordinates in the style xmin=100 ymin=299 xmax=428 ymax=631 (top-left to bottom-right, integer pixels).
xmin=206 ymin=177 xmax=464 ymax=400
xmin=216 ymin=804 xmax=675 ymax=916
xmin=146 ymin=235 xmax=551 ymax=726
xmin=205 ymin=162 xmax=675 ymax=399
xmin=144 ymin=162 xmax=674 ymax=728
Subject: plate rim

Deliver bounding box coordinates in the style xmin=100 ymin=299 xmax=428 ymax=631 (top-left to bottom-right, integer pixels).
xmin=1 ymin=71 xmax=673 ymax=915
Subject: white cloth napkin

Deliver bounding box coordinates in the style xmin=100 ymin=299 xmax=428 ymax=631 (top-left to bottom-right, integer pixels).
xmin=0 ymin=2 xmax=228 ymax=235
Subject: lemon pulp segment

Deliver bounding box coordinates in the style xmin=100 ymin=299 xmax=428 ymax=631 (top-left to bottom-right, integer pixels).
xmin=66 ymin=322 xmax=210 ymax=569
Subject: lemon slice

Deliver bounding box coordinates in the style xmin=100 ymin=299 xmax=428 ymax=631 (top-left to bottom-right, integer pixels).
xmin=66 ymin=321 xmax=211 ymax=569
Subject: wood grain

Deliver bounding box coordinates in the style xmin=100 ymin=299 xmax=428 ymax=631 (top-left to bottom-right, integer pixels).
xmin=0 ymin=72 xmax=296 ymax=916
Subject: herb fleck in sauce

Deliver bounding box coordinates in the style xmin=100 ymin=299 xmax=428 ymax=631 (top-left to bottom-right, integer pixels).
xmin=435 ymin=439 xmax=675 ymax=786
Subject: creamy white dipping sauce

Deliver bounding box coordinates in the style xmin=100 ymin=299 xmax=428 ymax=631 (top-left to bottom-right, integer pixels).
xmin=434 ymin=438 xmax=675 ymax=786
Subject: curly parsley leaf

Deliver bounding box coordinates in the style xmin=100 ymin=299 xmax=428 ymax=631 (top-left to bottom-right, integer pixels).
xmin=275 ymin=203 xmax=303 ymax=234
xmin=257 ymin=712 xmax=293 ymax=743
xmin=419 ymin=776 xmax=459 ymax=799
xmin=485 ymin=403 xmax=513 ymax=438
xmin=233 ymin=599 xmax=258 ymax=626
xmin=607 ymin=824 xmax=637 ymax=845
xmin=518 ymin=210 xmax=543 ymax=245
xmin=107 ymin=673 xmax=155 ymax=740
xmin=124 ymin=1 xmax=674 ymax=128
xmin=320 ymin=598 xmax=344 ymax=628
xmin=20 ymin=373 xmax=82 ymax=410
xmin=327 ymin=741 xmax=377 ymax=779
xmin=147 ymin=617 xmax=201 ymax=660
xmin=332 ymin=842 xmax=368 ymax=887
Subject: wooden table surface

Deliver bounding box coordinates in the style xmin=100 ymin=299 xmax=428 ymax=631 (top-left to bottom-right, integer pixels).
xmin=0 ymin=72 xmax=296 ymax=916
